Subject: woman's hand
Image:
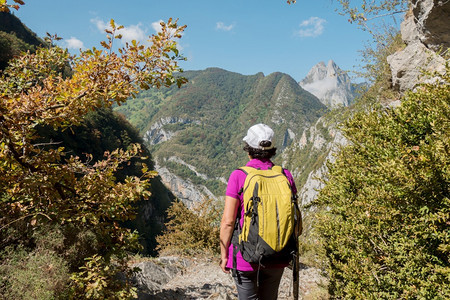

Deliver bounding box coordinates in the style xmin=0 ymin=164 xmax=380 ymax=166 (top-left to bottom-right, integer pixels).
xmin=219 ymin=257 xmax=230 ymax=273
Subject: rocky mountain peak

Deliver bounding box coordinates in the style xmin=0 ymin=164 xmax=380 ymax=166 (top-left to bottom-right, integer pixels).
xmin=299 ymin=59 xmax=355 ymax=108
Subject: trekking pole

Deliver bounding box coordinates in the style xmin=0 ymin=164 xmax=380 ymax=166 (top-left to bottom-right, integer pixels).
xmin=293 ymin=198 xmax=301 ymax=300
xmin=293 ymin=235 xmax=299 ymax=300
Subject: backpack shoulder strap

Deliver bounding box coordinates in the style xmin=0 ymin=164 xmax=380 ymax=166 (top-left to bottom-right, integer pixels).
xmin=238 ymin=166 xmax=255 ymax=175
xmin=236 ymin=166 xmax=254 ymax=196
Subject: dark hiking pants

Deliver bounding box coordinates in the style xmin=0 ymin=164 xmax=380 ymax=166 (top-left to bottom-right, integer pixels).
xmin=232 ymin=267 xmax=285 ymax=300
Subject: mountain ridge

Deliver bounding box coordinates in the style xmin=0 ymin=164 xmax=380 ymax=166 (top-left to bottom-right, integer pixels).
xmin=0 ymin=12 xmax=46 ymax=70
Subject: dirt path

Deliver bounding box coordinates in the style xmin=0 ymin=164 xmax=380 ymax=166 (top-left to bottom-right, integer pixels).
xmin=132 ymin=256 xmax=328 ymax=299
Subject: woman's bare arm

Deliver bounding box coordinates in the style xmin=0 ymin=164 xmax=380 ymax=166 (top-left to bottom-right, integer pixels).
xmin=219 ymin=195 xmax=239 ymax=273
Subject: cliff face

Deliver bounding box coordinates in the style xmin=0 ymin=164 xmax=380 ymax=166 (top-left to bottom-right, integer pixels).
xmin=298 ymin=123 xmax=348 ymax=207
xmin=155 ymin=157 xmax=219 ymax=206
xmin=144 ymin=117 xmax=201 ymax=146
xmin=387 ymin=0 xmax=449 ymax=92
xmin=411 ymin=0 xmax=450 ymax=51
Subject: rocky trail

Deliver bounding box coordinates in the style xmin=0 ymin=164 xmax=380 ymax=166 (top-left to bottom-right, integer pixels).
xmin=132 ymin=256 xmax=328 ymax=300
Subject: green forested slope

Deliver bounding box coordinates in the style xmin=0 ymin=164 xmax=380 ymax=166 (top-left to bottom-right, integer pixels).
xmin=0 ymin=12 xmax=45 ymax=70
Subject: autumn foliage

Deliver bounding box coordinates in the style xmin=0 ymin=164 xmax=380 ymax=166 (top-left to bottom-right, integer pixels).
xmin=0 ymin=16 xmax=186 ymax=298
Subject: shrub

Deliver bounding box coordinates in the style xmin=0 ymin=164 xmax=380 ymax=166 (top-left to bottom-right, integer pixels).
xmin=0 ymin=227 xmax=70 ymax=300
xmin=156 ymin=198 xmax=221 ymax=256
xmin=315 ymin=64 xmax=450 ymax=298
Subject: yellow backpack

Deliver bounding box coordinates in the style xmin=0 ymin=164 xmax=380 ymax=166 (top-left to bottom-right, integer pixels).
xmin=231 ymin=166 xmax=300 ymax=267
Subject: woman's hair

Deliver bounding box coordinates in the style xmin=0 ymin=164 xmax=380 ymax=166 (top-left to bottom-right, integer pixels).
xmin=243 ymin=141 xmax=277 ymax=159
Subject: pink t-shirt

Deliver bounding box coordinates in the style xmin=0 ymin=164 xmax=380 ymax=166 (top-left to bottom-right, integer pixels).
xmin=225 ymin=158 xmax=297 ymax=271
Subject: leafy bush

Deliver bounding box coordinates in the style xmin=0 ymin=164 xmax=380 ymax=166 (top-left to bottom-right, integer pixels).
xmin=315 ymin=65 xmax=450 ymax=298
xmin=156 ymin=198 xmax=221 ymax=256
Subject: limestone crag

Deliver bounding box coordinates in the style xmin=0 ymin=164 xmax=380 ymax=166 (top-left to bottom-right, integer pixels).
xmin=155 ymin=159 xmax=217 ymax=207
xmin=297 ymin=120 xmax=327 ymax=151
xmin=167 ymin=156 xmax=209 ymax=181
xmin=411 ymin=0 xmax=450 ymax=51
xmin=387 ymin=0 xmax=449 ymax=92
xmin=387 ymin=34 xmax=446 ymax=92
xmin=281 ymin=128 xmax=297 ymax=148
xmin=299 ymin=131 xmax=347 ymax=206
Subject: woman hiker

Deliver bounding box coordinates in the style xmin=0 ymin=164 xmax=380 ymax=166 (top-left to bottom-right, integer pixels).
xmin=219 ymin=123 xmax=300 ymax=300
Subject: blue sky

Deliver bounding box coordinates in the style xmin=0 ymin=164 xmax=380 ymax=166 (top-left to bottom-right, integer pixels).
xmin=13 ymin=0 xmax=392 ymax=82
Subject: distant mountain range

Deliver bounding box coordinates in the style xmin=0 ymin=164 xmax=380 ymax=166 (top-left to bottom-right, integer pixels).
xmin=1 ymin=12 xmax=363 ymax=256
xmin=299 ymin=60 xmax=360 ymax=108
xmin=115 ymin=68 xmax=327 ymax=204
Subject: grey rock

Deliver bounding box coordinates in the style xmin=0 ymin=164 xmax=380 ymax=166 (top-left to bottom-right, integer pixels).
xmin=144 ymin=117 xmax=201 ymax=145
xmin=412 ymin=0 xmax=450 ymax=51
xmin=133 ymin=257 xmax=237 ymax=299
xmin=297 ymin=118 xmax=348 ymax=207
xmin=401 ymin=10 xmax=421 ymax=44
xmin=388 ymin=0 xmax=449 ymax=92
xmin=155 ymin=160 xmax=216 ymax=207
xmin=387 ymin=41 xmax=446 ymax=92
xmin=132 ymin=257 xmax=191 ymax=296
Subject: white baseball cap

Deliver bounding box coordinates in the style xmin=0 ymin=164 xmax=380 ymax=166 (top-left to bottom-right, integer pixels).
xmin=243 ymin=123 xmax=274 ymax=150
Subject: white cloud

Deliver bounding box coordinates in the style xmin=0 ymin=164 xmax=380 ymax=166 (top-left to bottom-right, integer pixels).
xmin=151 ymin=19 xmax=163 ymax=33
xmin=301 ymin=77 xmax=336 ymax=99
xmin=91 ymin=18 xmax=110 ymax=32
xmin=295 ymin=17 xmax=326 ymax=38
xmin=90 ymin=18 xmax=147 ymax=45
xmin=216 ymin=22 xmax=234 ymax=31
xmin=118 ymin=24 xmax=146 ymax=44
xmin=64 ymin=37 xmax=84 ymax=49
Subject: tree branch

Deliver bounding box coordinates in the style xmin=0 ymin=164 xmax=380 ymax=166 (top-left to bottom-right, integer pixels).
xmin=365 ymin=10 xmax=408 ymax=22
xmin=0 ymin=212 xmax=52 ymax=232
